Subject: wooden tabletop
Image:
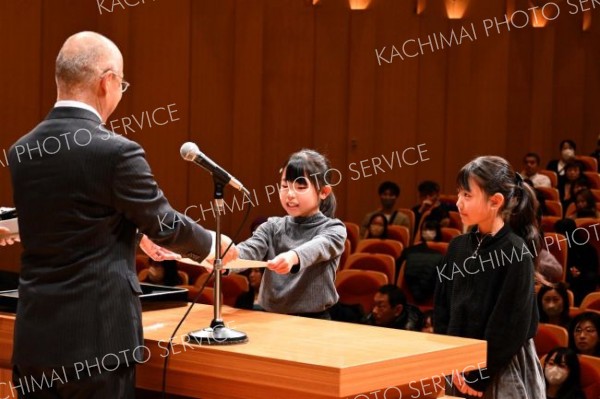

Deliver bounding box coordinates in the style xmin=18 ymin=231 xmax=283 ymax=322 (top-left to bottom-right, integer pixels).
xmin=0 ymin=304 xmax=487 ymax=398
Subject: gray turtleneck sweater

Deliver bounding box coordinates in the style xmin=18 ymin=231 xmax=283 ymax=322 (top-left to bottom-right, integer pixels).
xmin=237 ymin=212 xmax=346 ymax=314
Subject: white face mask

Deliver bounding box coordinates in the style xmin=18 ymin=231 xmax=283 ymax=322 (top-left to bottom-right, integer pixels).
xmin=421 ymin=230 xmax=436 ymax=241
xmin=562 ymin=148 xmax=575 ymax=160
xmin=545 ymin=365 xmax=568 ymax=385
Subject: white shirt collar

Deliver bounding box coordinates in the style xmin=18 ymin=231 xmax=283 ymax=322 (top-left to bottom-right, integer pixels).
xmin=54 ymin=100 xmax=103 ymax=122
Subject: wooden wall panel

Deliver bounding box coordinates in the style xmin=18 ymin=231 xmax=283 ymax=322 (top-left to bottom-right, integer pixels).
xmin=260 ymin=0 xmax=316 ymax=217
xmin=127 ymin=0 xmax=191 ymax=211
xmin=552 ymin=10 xmax=586 ymax=156
xmin=229 ymin=0 xmax=266 ymax=240
xmin=0 ymin=1 xmax=42 ymax=272
xmin=313 ymin=0 xmax=350 ymax=219
xmin=416 ymin=2 xmax=451 ymax=193
xmin=373 ymin=0 xmax=421 ymax=208
xmin=189 ymin=0 xmax=236 ymax=232
xmin=346 ymin=9 xmax=377 ymax=225
xmin=583 ymin=7 xmax=600 ymax=153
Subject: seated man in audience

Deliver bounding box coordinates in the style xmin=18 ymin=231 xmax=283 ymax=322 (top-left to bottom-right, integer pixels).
xmin=522 ymin=152 xmax=551 ymax=188
xmin=411 ymin=180 xmax=451 ymax=228
xmin=363 ymin=285 xmax=423 ymax=331
xmin=360 ymin=181 xmax=410 ymax=236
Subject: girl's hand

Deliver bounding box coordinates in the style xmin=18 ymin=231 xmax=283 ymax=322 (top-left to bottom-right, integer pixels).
xmin=452 ymin=372 xmax=483 ymax=398
xmin=267 ymin=251 xmax=299 ymax=274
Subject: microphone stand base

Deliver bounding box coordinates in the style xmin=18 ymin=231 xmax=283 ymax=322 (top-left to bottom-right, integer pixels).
xmin=187 ymin=325 xmax=248 ymax=346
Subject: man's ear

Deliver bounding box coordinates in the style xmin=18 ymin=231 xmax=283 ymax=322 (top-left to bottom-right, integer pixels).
xmin=489 ymin=193 xmax=505 ymax=209
xmin=320 ymin=185 xmax=332 ymax=200
xmin=394 ymin=304 xmax=403 ymax=317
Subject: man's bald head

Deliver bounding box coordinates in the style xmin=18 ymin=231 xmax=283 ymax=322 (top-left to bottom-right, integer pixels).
xmin=55 ymin=31 xmax=122 ymax=95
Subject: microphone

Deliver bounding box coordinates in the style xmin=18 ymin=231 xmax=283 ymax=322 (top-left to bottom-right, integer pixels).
xmin=180 ymin=142 xmax=250 ymax=196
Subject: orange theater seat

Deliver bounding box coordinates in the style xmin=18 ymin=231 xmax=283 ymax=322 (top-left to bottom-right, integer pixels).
xmin=335 ymin=270 xmax=388 ymax=315
xmin=398 ymin=208 xmax=416 ymax=240
xmin=539 ymin=169 xmax=558 ymax=188
xmin=355 ymin=239 xmax=403 ymax=259
xmin=537 ymin=186 xmax=560 ymax=202
xmin=533 ymin=323 xmax=568 ymax=358
xmin=579 ymin=355 xmax=600 ymax=399
xmin=426 ymin=241 xmax=449 ymax=255
xmin=440 ymin=227 xmax=461 ymax=243
xmin=344 ymin=253 xmax=396 ymax=283
xmin=219 ymin=274 xmax=250 ymax=307
xmin=344 ymin=221 xmax=360 ymax=253
xmin=580 ymin=292 xmax=600 ymax=311
xmin=339 ymin=239 xmax=352 ymax=270
xmin=387 ymin=225 xmax=410 ymax=248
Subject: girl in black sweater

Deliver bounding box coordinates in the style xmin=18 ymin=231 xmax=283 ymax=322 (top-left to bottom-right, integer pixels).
xmin=434 ymin=156 xmax=545 ymax=398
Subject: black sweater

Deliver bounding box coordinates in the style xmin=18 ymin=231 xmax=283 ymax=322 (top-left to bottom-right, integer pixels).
xmin=434 ymin=224 xmax=538 ymax=392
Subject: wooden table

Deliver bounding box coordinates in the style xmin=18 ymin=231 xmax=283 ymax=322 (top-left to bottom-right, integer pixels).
xmin=0 ymin=304 xmax=486 ymax=398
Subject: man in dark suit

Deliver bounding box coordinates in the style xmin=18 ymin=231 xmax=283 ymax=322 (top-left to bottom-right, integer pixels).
xmin=8 ymin=31 xmax=235 ymax=398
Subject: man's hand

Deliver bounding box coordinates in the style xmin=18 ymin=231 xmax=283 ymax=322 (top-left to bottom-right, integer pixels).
xmin=139 ymin=235 xmax=182 ymax=261
xmin=267 ymin=251 xmax=299 ymax=274
xmin=219 ymin=234 xmax=239 ymax=267
xmin=0 ymin=227 xmax=19 ymax=247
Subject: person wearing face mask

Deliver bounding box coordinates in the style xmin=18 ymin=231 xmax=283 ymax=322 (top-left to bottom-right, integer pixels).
xmin=395 ymin=219 xmax=443 ymax=301
xmin=360 ymin=181 xmax=410 ymax=237
xmin=537 ymin=283 xmax=571 ymax=328
xmin=547 ymin=140 xmax=578 ymax=177
xmin=544 ymin=347 xmax=585 ymax=399
xmin=364 ymin=213 xmax=388 ymax=239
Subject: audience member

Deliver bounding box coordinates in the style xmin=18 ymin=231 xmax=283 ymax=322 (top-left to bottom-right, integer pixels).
xmin=141 ymin=260 xmax=185 ymax=286
xmin=360 ymin=181 xmax=410 ymax=236
xmin=363 ymin=212 xmax=388 ymax=239
xmin=537 ymin=283 xmax=571 ymax=328
xmin=554 ymin=219 xmax=599 ymax=305
xmin=547 ymin=140 xmax=578 ymax=177
xmin=396 ymin=219 xmax=443 ymax=289
xmin=235 ymin=268 xmax=265 ymax=311
xmin=411 ymin=180 xmax=451 ymax=228
xmin=566 ymin=189 xmax=600 ymax=219
xmin=568 ymin=312 xmax=600 ymax=357
xmin=523 ymin=152 xmax=551 ymax=188
xmin=421 ymin=310 xmax=434 ymax=333
xmin=590 ymin=138 xmax=600 ymax=172
xmin=544 ymin=347 xmax=585 ymax=399
xmin=363 ymin=285 xmax=423 ymax=331
xmin=559 ymin=161 xmax=586 ymax=210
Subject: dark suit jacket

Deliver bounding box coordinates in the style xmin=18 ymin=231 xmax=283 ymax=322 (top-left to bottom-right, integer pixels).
xmin=9 ymin=107 xmax=212 ymax=368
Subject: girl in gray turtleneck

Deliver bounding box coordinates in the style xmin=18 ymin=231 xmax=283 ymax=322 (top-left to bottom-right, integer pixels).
xmin=237 ymin=150 xmax=346 ymax=317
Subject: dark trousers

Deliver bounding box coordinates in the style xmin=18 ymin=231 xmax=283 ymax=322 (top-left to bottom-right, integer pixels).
xmin=12 ymin=364 xmax=135 ymax=399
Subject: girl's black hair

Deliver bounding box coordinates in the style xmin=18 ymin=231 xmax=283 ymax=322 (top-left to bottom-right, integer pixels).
xmin=456 ymin=156 xmax=540 ymax=253
xmin=544 ymin=347 xmax=583 ymax=398
xmin=568 ymin=311 xmax=600 ymax=356
xmin=282 ymin=149 xmax=337 ymax=217
xmin=537 ymin=282 xmax=571 ymax=326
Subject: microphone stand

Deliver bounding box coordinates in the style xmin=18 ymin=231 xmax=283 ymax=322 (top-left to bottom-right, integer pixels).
xmin=187 ymin=180 xmax=247 ymax=345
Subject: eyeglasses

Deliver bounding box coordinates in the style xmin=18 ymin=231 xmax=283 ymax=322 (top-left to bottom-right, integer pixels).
xmin=574 ymin=327 xmax=597 ymax=335
xmin=101 ymin=69 xmax=130 ymax=93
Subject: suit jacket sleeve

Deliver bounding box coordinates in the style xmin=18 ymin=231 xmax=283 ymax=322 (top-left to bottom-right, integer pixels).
xmin=111 ymin=139 xmax=212 ymax=261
